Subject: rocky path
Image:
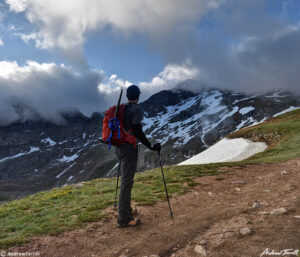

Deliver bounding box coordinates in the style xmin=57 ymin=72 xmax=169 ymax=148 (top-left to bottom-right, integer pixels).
xmin=9 ymin=159 xmax=300 ymax=257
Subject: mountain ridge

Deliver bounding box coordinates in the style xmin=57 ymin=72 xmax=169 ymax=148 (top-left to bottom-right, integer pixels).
xmin=0 ymin=87 xmax=299 ymax=200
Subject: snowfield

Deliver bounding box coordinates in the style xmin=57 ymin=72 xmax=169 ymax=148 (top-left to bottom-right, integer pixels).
xmin=177 ymin=138 xmax=267 ymax=165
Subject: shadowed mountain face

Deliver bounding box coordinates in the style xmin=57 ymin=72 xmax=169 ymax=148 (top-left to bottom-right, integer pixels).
xmin=0 ymin=87 xmax=299 ymax=201
xmin=0 ymin=112 xmax=118 ymax=200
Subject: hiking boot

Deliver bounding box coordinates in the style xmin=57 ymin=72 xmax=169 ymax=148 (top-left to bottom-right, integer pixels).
xmin=130 ymin=207 xmax=138 ymax=216
xmin=117 ymin=218 xmax=141 ymax=228
xmin=114 ymin=207 xmax=138 ymax=218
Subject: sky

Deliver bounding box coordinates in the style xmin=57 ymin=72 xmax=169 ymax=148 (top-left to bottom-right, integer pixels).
xmin=0 ymin=0 xmax=300 ymax=125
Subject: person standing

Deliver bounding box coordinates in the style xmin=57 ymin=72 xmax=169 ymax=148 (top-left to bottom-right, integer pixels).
xmin=115 ymin=85 xmax=161 ymax=228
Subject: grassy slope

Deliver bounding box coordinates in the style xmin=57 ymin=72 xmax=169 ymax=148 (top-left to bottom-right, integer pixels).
xmin=1 ymin=110 xmax=300 ymax=249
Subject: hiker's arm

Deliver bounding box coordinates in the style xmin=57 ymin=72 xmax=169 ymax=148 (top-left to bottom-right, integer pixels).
xmin=131 ymin=124 xmax=152 ymax=149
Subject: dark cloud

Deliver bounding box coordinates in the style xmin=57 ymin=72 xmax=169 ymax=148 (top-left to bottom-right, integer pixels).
xmin=0 ymin=61 xmax=113 ymax=126
xmin=153 ymin=0 xmax=300 ymax=94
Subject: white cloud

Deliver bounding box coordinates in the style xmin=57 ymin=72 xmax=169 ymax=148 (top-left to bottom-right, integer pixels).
xmin=5 ymin=0 xmax=223 ymax=52
xmin=0 ymin=37 xmax=3 ymax=46
xmin=99 ymin=62 xmax=200 ymax=101
xmin=14 ymin=32 xmax=38 ymax=44
xmin=5 ymin=0 xmax=27 ymax=12
xmin=139 ymin=63 xmax=200 ymax=97
xmin=98 ymin=74 xmax=132 ymax=95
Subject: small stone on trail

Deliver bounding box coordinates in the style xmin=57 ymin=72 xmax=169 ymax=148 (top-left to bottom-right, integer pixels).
xmin=270 ymin=207 xmax=288 ymax=215
xmin=263 ymin=189 xmax=271 ymax=193
xmin=208 ymin=192 xmax=213 ymax=197
xmin=288 ymin=207 xmax=296 ymax=212
xmin=194 ymin=245 xmax=207 ymax=256
xmin=255 ymin=176 xmax=263 ymax=180
xmin=240 ymin=227 xmax=251 ymax=236
xmin=241 ymin=209 xmax=248 ymax=213
xmin=281 ymin=170 xmax=288 ymax=175
xmin=235 ymin=188 xmax=241 ymax=192
xmin=232 ymin=181 xmax=246 ymax=184
xmin=252 ymin=201 xmax=261 ymax=209
xmin=258 ymin=211 xmax=269 ymax=215
xmin=294 ymin=215 xmax=300 ymax=219
xmin=260 ymin=201 xmax=270 ymax=206
xmin=149 ymin=255 xmax=160 ymax=257
xmin=199 ymin=240 xmax=208 ymax=245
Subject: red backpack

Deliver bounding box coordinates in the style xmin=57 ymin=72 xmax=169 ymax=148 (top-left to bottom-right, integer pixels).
xmin=102 ymin=104 xmax=136 ymax=149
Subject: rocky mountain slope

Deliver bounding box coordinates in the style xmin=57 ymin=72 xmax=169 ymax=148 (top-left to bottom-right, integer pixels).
xmin=0 ymin=87 xmax=299 ymax=200
xmin=0 ymin=112 xmax=117 ymax=200
xmin=139 ymin=88 xmax=300 ymax=168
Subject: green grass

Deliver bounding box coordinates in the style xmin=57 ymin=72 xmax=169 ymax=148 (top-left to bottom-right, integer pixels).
xmin=0 ymin=164 xmax=223 ymax=249
xmin=1 ymin=109 xmax=300 ymax=249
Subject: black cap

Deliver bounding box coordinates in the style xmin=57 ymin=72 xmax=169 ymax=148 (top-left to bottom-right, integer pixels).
xmin=126 ymin=85 xmax=141 ymax=100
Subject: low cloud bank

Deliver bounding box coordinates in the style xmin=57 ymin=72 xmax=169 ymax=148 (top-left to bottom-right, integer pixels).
xmin=0 ymin=61 xmax=198 ymax=126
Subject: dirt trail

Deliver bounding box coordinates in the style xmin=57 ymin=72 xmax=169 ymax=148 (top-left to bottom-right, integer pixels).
xmin=9 ymin=159 xmax=300 ymax=257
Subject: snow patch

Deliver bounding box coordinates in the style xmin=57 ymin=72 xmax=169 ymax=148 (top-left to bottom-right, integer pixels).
xmin=28 ymin=147 xmax=40 ymax=153
xmin=58 ymin=153 xmax=79 ymax=163
xmin=56 ymin=163 xmax=76 ymax=178
xmin=0 ymin=147 xmax=40 ymax=163
xmin=265 ymin=92 xmax=288 ymax=98
xmin=273 ymin=106 xmax=300 ymax=117
xmin=58 ymin=139 xmax=69 ymax=145
xmin=239 ymin=106 xmax=254 ymax=115
xmin=177 ymin=138 xmax=267 ymax=165
xmin=41 ymin=137 xmax=56 ymax=146
xmin=106 ymin=162 xmax=119 ymax=177
xmin=67 ymin=176 xmax=74 ymax=182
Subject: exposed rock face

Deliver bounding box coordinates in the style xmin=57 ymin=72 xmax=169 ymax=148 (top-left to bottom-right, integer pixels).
xmin=0 ymin=112 xmax=118 ymax=200
xmin=0 ymin=87 xmax=299 ymax=200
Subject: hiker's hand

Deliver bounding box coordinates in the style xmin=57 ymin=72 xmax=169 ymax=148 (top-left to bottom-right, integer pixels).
xmin=151 ymin=143 xmax=161 ymax=152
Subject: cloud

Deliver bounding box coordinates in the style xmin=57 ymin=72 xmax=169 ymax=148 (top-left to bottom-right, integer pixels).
xmin=4 ymin=0 xmax=223 ymax=66
xmin=6 ymin=0 xmax=26 ymax=12
xmin=0 ymin=60 xmax=199 ymax=126
xmin=0 ymin=37 xmax=3 ymax=46
xmin=187 ymin=19 xmax=300 ymax=94
xmin=99 ymin=62 xmax=200 ymax=101
xmin=4 ymin=0 xmax=300 ymax=96
xmin=139 ymin=62 xmax=200 ymax=99
xmin=14 ymin=32 xmax=37 ymax=44
xmin=0 ymin=60 xmax=109 ymax=126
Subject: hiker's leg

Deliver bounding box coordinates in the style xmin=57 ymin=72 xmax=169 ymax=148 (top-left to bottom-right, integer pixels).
xmin=118 ymin=144 xmax=138 ymax=224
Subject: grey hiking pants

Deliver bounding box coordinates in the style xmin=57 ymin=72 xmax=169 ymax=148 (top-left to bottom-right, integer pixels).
xmin=115 ymin=143 xmax=138 ymax=224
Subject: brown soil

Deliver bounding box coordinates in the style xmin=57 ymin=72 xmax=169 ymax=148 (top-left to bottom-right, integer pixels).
xmin=8 ymin=159 xmax=300 ymax=257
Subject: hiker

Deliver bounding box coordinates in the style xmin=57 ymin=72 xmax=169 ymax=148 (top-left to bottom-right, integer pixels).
xmin=115 ymin=85 xmax=161 ymax=228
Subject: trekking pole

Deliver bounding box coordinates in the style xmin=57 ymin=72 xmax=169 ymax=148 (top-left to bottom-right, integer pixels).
xmin=114 ymin=88 xmax=123 ymax=118
xmin=157 ymin=150 xmax=173 ymax=218
xmin=114 ymin=162 xmax=121 ymax=209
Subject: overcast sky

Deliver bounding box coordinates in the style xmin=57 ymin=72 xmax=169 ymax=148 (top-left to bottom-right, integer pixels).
xmin=0 ymin=0 xmax=300 ymax=125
